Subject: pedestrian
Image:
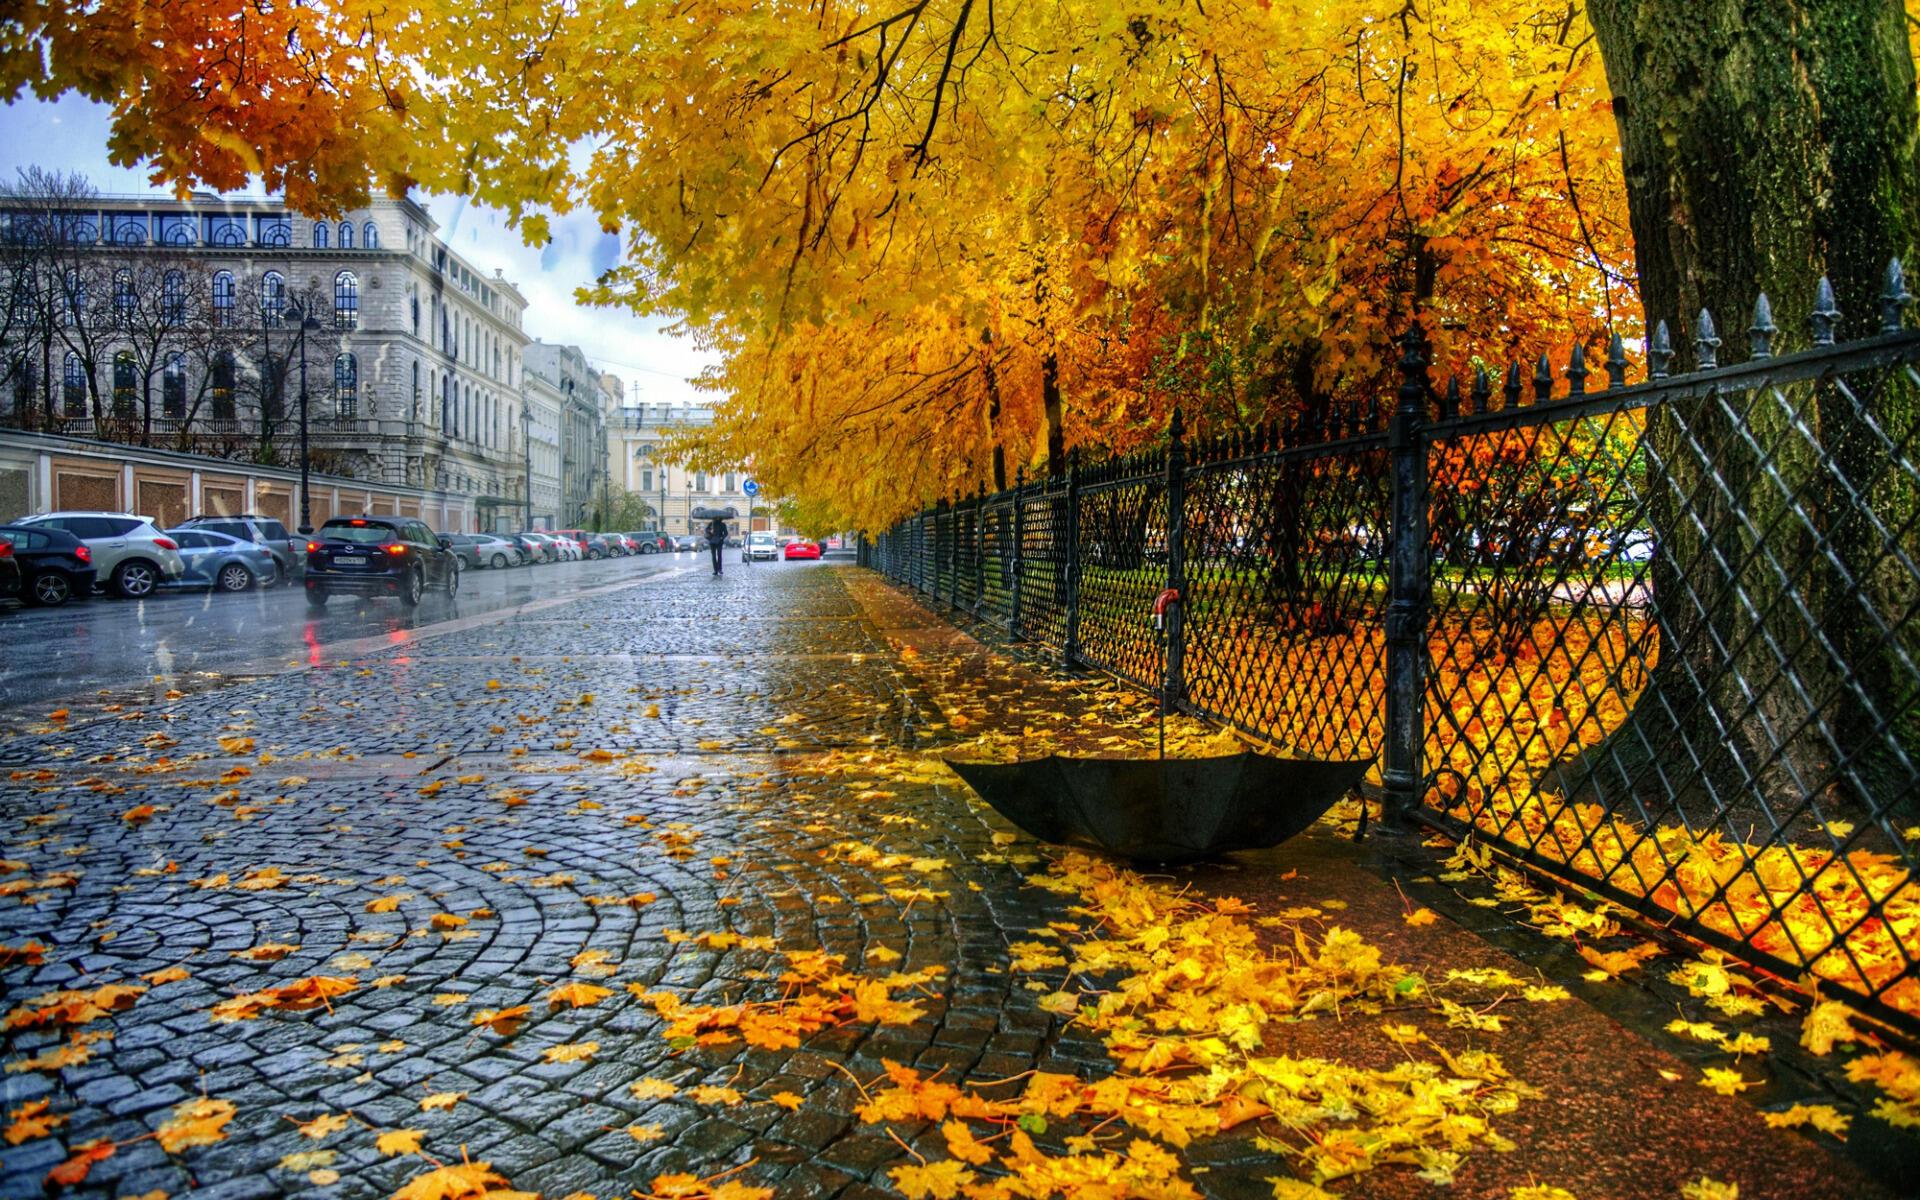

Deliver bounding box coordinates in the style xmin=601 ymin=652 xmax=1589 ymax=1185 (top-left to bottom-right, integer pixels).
xmin=705 ymin=516 xmax=728 ymax=576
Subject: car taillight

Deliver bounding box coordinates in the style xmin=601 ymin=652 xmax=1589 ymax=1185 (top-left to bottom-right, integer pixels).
xmin=0 ymin=542 xmax=11 ymax=558
xmin=387 ymin=543 xmax=408 ymax=555
xmin=152 ymin=536 xmax=178 ymax=551
xmin=74 ymin=545 xmax=91 ymax=563
xmin=307 ymin=541 xmax=320 ymax=553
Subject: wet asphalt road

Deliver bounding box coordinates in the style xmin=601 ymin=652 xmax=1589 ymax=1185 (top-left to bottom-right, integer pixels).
xmin=0 ymin=551 xmax=718 ymax=711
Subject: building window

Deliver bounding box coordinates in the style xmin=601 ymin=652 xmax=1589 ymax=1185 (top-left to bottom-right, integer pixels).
xmin=156 ymin=215 xmax=194 ymax=246
xmin=112 ymin=351 xmax=135 ymax=416
xmin=442 ymin=375 xmax=452 ymax=434
xmin=113 ymin=268 xmax=135 ymax=321
xmin=363 ymin=222 xmax=379 ymax=249
xmin=254 ymin=214 xmax=292 ymax=246
xmin=333 ymin=271 xmax=358 ymax=329
xmin=263 ymin=353 xmax=284 ymax=419
xmin=108 ymin=213 xmax=147 ymax=245
xmin=10 ymin=356 xmax=34 ymax=414
xmin=212 ymin=270 xmax=234 ymax=326
xmin=410 ymin=295 xmax=419 ymax=334
xmin=724 ymin=473 xmax=736 ymax=492
xmin=642 ymin=469 xmax=653 ymax=492
xmin=62 ymin=353 xmax=87 ymax=415
xmin=313 ymin=222 xmax=329 ymax=249
xmin=339 ymin=221 xmax=354 ymax=249
xmin=211 ymin=351 xmax=235 ymax=419
xmin=261 ymin=271 xmax=285 ymax=325
xmin=162 ymin=352 xmax=186 ymax=417
xmin=334 ymin=352 xmax=358 ymax=418
xmin=204 ymin=215 xmax=246 ymax=246
xmin=412 ymin=361 xmax=421 ymax=409
xmin=162 ymin=270 xmax=185 ymax=325
xmin=694 ymin=472 xmax=708 ymax=492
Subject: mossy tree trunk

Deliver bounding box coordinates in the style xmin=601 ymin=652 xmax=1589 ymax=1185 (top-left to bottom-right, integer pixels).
xmin=1582 ymin=0 xmax=1920 ymax=822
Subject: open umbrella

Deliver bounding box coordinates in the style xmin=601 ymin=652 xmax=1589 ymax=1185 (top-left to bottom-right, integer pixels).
xmin=946 ymin=589 xmax=1373 ymax=864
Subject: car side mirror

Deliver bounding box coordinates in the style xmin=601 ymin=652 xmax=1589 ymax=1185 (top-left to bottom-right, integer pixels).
xmin=437 ymin=536 xmax=453 ymax=549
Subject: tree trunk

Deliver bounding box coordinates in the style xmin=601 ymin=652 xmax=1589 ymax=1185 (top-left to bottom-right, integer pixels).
xmin=1041 ymin=350 xmax=1064 ymax=479
xmin=1581 ymin=0 xmax=1920 ymax=822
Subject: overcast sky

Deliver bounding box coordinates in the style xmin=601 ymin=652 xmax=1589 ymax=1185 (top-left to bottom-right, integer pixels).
xmin=0 ymin=94 xmax=717 ymax=409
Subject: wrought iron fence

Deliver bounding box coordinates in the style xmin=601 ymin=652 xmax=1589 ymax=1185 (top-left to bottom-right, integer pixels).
xmin=868 ymin=262 xmax=1920 ymax=1036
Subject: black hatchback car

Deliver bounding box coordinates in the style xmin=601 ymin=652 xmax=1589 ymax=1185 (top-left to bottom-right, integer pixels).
xmin=304 ymin=516 xmax=459 ymax=608
xmin=0 ymin=524 xmax=96 ymax=607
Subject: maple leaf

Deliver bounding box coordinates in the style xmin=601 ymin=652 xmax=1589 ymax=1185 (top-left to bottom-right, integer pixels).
xmin=1699 ymin=1068 xmax=1755 ymax=1096
xmin=1799 ymin=1000 xmax=1860 ymax=1056
xmin=940 ymin=1119 xmax=993 ymax=1165
xmin=4 ymin=1098 xmax=64 ymax=1145
xmin=1403 ymin=907 xmax=1439 ymax=927
xmin=0 ymin=941 xmax=49 ymax=968
xmin=377 ymin=1128 xmax=427 ymax=1155
xmin=391 ymin=1159 xmax=513 ymax=1200
xmin=1680 ymin=1179 xmax=1740 ymax=1200
xmin=1575 ymin=940 xmax=1662 ymax=978
xmin=295 ymin=1111 xmax=350 ymax=1139
xmin=6 ymin=1039 xmax=94 ymax=1073
xmin=419 ymin=1091 xmax=465 ymax=1112
xmin=46 ymin=1138 xmax=114 ymax=1187
xmin=546 ymin=981 xmax=612 ymax=1009
xmin=770 ymin=1092 xmax=805 ymax=1112
xmin=142 ymin=965 xmax=189 ymax=985
xmin=625 ymin=1123 xmax=666 ymax=1142
xmin=889 ymin=1160 xmax=976 ymax=1200
xmin=1762 ymin=1104 xmax=1851 ymax=1139
xmin=541 ymin=1041 xmax=599 ymax=1063
xmin=473 ymin=1006 xmax=532 ymax=1036
xmin=630 ymin=1078 xmax=680 ymax=1100
xmin=3 ymin=982 xmax=146 ymax=1031
xmin=156 ymin=1096 xmax=236 ymax=1152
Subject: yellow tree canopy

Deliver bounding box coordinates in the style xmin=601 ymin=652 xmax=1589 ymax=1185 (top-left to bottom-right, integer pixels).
xmin=7 ymin=0 xmax=1635 ymax=528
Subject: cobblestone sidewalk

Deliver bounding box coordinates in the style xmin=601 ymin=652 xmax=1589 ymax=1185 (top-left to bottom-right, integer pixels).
xmin=0 ymin=564 xmax=1898 ymax=1200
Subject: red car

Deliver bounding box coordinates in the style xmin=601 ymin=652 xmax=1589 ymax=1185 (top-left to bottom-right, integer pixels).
xmin=782 ymin=540 xmax=821 ymax=560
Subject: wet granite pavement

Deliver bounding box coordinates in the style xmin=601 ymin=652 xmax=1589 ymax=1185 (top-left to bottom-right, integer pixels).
xmin=0 ymin=562 xmax=1904 ymax=1199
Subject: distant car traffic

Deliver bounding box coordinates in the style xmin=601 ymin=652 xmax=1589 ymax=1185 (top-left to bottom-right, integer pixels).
xmin=743 ymin=532 xmax=778 ymax=561
xmin=0 ymin=525 xmax=95 ymax=606
xmin=164 ymin=528 xmax=277 ymax=591
xmin=305 ymin=516 xmax=459 ymax=608
xmin=782 ymin=540 xmax=821 ymax=561
xmin=12 ymin=512 xmax=184 ymax=598
xmin=178 ymin=514 xmax=301 ymax=582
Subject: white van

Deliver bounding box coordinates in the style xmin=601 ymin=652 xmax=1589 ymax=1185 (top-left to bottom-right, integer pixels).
xmin=743 ymin=532 xmax=779 ymax=561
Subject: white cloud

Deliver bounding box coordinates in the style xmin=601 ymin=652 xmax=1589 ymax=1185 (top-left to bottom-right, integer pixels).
xmin=0 ymin=94 xmax=717 ymax=406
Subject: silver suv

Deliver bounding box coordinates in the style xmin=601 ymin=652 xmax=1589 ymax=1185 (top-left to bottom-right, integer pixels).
xmin=178 ymin=514 xmax=302 ymax=582
xmin=16 ymin=512 xmax=186 ymax=597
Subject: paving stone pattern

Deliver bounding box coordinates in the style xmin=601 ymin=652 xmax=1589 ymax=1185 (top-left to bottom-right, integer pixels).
xmin=0 ymin=564 xmax=1900 ymax=1200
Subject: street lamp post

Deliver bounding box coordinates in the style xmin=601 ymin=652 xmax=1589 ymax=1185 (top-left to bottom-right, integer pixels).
xmin=285 ymin=301 xmax=325 ymax=534
xmin=521 ymin=404 xmax=532 ymax=531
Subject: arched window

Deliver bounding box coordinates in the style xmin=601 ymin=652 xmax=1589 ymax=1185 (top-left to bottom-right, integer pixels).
xmin=410 ymin=295 xmax=419 ymax=334
xmin=334 ymin=352 xmax=359 ymax=418
xmin=112 ymin=351 xmax=135 ymax=416
xmin=62 ymin=353 xmax=87 ymax=415
xmin=211 ymin=271 xmax=235 ymax=326
xmin=312 ymin=222 xmax=328 ymax=249
xmin=261 ymin=271 xmax=285 ymax=325
xmin=333 ymin=271 xmax=358 ymax=329
xmin=211 ymin=351 xmax=235 ymax=420
xmin=363 ymin=222 xmax=379 ymax=249
xmin=113 ymin=268 xmax=135 ymax=320
xmin=162 ymin=352 xmax=186 ymax=417
xmin=161 ymin=270 xmax=185 ymax=325
xmin=10 ymin=356 xmax=35 ymax=415
xmin=338 ymin=221 xmax=354 ymax=249
xmin=442 ymin=375 xmax=453 ymax=434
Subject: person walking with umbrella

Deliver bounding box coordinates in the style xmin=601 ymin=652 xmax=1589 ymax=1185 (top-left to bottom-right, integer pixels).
xmin=704 ymin=514 xmax=728 ymax=576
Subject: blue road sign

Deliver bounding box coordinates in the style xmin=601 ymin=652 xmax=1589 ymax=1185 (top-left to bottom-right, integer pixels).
xmin=743 ymin=479 xmax=760 ymax=497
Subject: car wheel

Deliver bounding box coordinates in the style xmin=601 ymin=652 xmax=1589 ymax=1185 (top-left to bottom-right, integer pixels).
xmin=491 ymin=553 xmax=507 ymax=569
xmin=28 ymin=572 xmax=71 ymax=607
xmin=114 ymin=559 xmax=158 ymax=598
xmin=217 ymin=563 xmax=254 ymax=593
xmin=400 ymin=568 xmax=424 ymax=607
xmin=306 ymin=587 xmax=329 ymax=608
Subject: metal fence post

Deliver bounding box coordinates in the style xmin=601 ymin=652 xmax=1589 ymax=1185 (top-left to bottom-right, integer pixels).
xmin=973 ymin=486 xmax=987 ymax=616
xmin=1383 ymin=324 xmax=1431 ymax=818
xmin=1062 ymin=450 xmax=1083 ymax=669
xmin=1163 ymin=408 xmax=1188 ymax=709
xmin=1009 ymin=467 xmax=1026 ymax=641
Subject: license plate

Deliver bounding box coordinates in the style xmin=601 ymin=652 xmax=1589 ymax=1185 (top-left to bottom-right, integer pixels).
xmin=334 ymin=555 xmax=366 ymax=565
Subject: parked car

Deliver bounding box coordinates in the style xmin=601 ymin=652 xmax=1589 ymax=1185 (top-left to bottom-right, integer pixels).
xmin=551 ymin=529 xmax=591 ymax=558
xmin=473 ymin=534 xmax=526 ymax=567
xmin=0 ymin=525 xmax=95 ymax=606
xmin=582 ymin=534 xmax=615 ymax=560
xmin=509 ymin=532 xmax=553 ymax=563
xmin=164 ymin=528 xmax=278 ymax=591
xmin=782 ymin=540 xmax=821 ymax=561
xmin=178 ymin=514 xmax=301 ymax=582
xmin=548 ymin=534 xmax=582 ymax=562
xmin=304 ymin=515 xmax=459 ymax=608
xmin=603 ymin=533 xmax=634 ymax=557
xmin=0 ymin=537 xmax=18 ymax=602
xmin=13 ymin=512 xmax=185 ymax=598
xmin=0 ymin=525 xmax=95 ymax=607
xmin=743 ymin=531 xmax=778 ymax=561
xmin=625 ymin=530 xmax=669 ymax=553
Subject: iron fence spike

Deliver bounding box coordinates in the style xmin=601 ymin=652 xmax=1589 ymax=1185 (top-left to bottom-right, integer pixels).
xmin=1881 ymin=258 xmax=1912 ymax=334
xmin=1566 ymin=343 xmax=1588 ymax=397
xmin=1472 ymin=365 xmax=1491 ymax=413
xmin=1811 ymin=276 xmax=1840 ymax=346
xmin=1649 ymin=320 xmax=1673 ymax=378
xmin=1503 ymin=361 xmax=1523 ymax=408
xmin=1694 ymin=308 xmax=1721 ymax=370
xmin=1532 ymin=352 xmax=1553 ymax=403
xmin=1605 ymin=331 xmax=1628 ymax=388
xmin=1442 ymin=375 xmax=1461 ymax=418
xmin=1749 ymin=293 xmax=1777 ymax=360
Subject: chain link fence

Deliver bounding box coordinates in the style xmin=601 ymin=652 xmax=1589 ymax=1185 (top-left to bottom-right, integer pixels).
xmin=868 ymin=264 xmax=1920 ymax=1035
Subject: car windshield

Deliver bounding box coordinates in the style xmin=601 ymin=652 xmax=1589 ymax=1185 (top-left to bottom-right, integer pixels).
xmin=322 ymin=523 xmax=400 ymax=545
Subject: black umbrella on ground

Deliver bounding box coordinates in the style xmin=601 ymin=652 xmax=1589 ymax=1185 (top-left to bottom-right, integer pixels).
xmin=946 ymin=588 xmax=1374 ymax=864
